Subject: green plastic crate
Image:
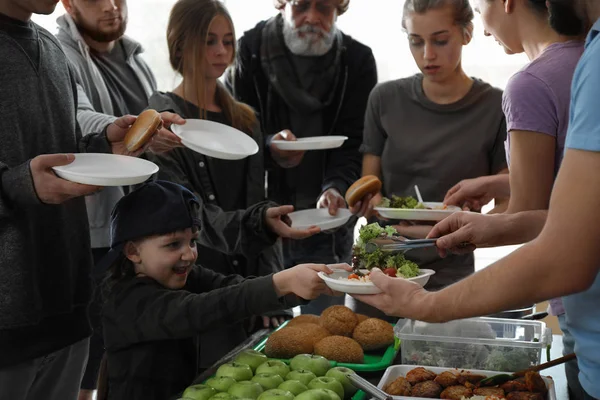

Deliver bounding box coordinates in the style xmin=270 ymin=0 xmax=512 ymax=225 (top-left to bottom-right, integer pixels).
xmin=253 ymin=321 xmax=400 ymax=372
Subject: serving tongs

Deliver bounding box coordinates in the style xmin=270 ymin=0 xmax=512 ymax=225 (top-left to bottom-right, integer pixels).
xmin=479 ymin=353 xmax=577 ymax=386
xmin=365 ymin=236 xmax=438 ymax=254
xmin=346 ymin=372 xmax=392 ymax=400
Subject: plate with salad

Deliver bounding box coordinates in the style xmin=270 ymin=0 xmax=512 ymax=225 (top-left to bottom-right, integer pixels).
xmin=318 ymin=223 xmax=435 ymax=294
xmin=374 ymin=195 xmax=461 ymax=222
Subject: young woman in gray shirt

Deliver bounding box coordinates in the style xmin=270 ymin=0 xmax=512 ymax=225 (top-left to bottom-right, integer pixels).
xmin=358 ymin=0 xmax=508 ymax=290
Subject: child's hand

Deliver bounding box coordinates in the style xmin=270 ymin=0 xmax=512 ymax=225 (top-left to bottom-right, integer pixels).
xmin=273 ymin=264 xmax=352 ymax=300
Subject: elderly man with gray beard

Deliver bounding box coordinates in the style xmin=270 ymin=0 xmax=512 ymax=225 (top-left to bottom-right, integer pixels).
xmin=226 ymin=0 xmax=377 ymax=314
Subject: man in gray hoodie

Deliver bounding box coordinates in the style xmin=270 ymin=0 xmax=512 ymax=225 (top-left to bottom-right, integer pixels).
xmin=56 ymin=1 xmax=179 ymax=398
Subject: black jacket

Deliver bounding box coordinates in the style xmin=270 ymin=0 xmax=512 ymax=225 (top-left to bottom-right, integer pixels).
xmin=103 ymin=268 xmax=301 ymax=400
xmin=225 ymin=19 xmax=378 ymax=206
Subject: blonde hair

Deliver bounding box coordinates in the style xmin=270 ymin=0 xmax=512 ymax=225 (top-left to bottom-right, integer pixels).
xmin=273 ymin=0 xmax=350 ymax=16
xmin=402 ymin=0 xmax=474 ymax=36
xmin=167 ymin=0 xmax=257 ymax=134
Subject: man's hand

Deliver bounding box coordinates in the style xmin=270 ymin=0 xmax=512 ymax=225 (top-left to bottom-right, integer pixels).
xmin=349 ymin=192 xmax=383 ymax=219
xmin=31 ymin=154 xmax=102 ymax=204
xmin=427 ymin=212 xmax=503 ymax=257
xmin=352 ymin=268 xmax=433 ymax=319
xmin=317 ymin=188 xmax=346 ymax=216
xmin=270 ymin=130 xmax=306 ymax=168
xmin=444 ymin=175 xmax=509 ymax=211
xmin=265 ymin=205 xmax=321 ymax=239
xmin=106 ymin=112 xmax=186 ymax=156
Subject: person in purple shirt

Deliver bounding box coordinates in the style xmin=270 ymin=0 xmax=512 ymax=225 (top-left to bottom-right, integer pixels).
xmin=436 ymin=0 xmax=587 ymax=397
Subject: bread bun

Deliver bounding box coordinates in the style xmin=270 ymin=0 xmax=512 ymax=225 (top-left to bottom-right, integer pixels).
xmin=124 ymin=109 xmax=162 ymax=152
xmin=345 ymin=175 xmax=382 ymax=207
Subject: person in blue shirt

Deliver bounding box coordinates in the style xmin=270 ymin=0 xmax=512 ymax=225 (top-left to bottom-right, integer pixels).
xmin=350 ymin=2 xmax=600 ymax=399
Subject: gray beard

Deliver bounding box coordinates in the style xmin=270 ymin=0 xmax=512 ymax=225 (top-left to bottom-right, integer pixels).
xmin=282 ymin=20 xmax=337 ymax=56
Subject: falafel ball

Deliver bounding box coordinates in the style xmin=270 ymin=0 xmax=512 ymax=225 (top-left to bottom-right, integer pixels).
xmin=287 ymin=314 xmax=320 ymax=327
xmin=406 ymin=367 xmax=437 ymax=385
xmin=383 ymin=376 xmax=412 ymax=396
xmin=319 ymin=306 xmax=358 ymax=337
xmin=352 ymin=318 xmax=394 ymax=351
xmin=434 ymin=371 xmax=460 ymax=388
xmin=356 ymin=314 xmax=369 ymax=323
xmin=295 ymin=323 xmax=331 ymax=344
xmin=264 ymin=327 xmax=314 ymax=358
xmin=412 ymin=380 xmax=443 ymax=398
xmin=440 ymin=385 xmax=473 ymax=400
xmin=314 ymin=335 xmax=364 ymax=364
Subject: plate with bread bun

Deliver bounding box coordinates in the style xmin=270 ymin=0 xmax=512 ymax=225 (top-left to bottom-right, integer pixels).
xmin=52 ymin=153 xmax=158 ymax=186
xmin=123 ymin=109 xmax=163 ymax=152
xmin=271 ymin=135 xmax=348 ymax=151
xmin=171 ymin=119 xmax=259 ymax=160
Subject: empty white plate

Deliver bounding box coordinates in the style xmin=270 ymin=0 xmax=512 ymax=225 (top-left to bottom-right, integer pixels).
xmin=271 ymin=136 xmax=348 ymax=151
xmin=172 ymin=119 xmax=259 ymax=160
xmin=52 ymin=153 xmax=158 ymax=186
xmin=288 ymin=208 xmax=352 ymax=231
xmin=318 ymin=269 xmax=436 ymax=295
xmin=375 ymin=202 xmax=462 ymax=222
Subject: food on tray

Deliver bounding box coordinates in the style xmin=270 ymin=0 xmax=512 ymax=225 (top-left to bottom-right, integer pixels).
xmin=287 ymin=314 xmax=320 ymax=327
xmin=299 ymin=323 xmax=332 ymax=344
xmin=352 ymin=318 xmax=394 ymax=351
xmin=345 ymin=175 xmax=382 ymax=207
xmin=314 ymin=336 xmax=364 ymax=364
xmin=124 ymin=109 xmax=162 ymax=151
xmin=379 ymin=195 xmax=448 ymax=210
xmin=264 ymin=327 xmax=315 ymax=359
xmin=356 ymin=314 xmax=369 ymax=323
xmin=320 ymin=306 xmax=358 ymax=337
xmin=352 ymin=223 xmax=421 ymax=275
xmin=412 ymin=380 xmax=443 ymax=398
xmin=381 ymin=367 xmax=549 ymax=400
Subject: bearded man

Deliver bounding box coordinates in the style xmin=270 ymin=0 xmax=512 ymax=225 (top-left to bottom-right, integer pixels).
xmin=226 ymin=0 xmax=377 ymax=313
xmin=56 ymin=1 xmax=157 ymax=398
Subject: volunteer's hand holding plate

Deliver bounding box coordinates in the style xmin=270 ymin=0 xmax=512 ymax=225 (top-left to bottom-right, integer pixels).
xmin=172 ymin=119 xmax=259 ymax=160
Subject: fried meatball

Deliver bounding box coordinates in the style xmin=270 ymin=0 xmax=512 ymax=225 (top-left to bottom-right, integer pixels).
xmin=457 ymin=372 xmax=487 ymax=385
xmin=406 ymin=367 xmax=437 ymax=385
xmin=506 ymin=392 xmax=544 ymax=400
xmin=314 ymin=335 xmax=364 ymax=363
xmin=434 ymin=371 xmax=460 ymax=388
xmin=474 ymin=387 xmax=506 ymax=397
xmin=352 ymin=318 xmax=394 ymax=351
xmin=440 ymin=385 xmax=473 ymax=400
xmin=383 ymin=376 xmax=412 ymax=396
xmin=501 ymin=380 xmax=529 ymax=393
xmin=356 ymin=314 xmax=370 ymax=323
xmin=320 ymin=305 xmax=358 ymax=337
xmin=286 ymin=314 xmax=320 ymax=327
xmin=525 ymin=371 xmax=548 ymax=394
xmin=264 ymin=327 xmax=314 ymax=358
xmin=412 ymin=380 xmax=443 ymax=398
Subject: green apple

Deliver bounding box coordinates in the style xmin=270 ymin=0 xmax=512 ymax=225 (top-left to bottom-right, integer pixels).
xmin=251 ymin=373 xmax=285 ymax=390
xmin=255 ymin=360 xmax=290 ymax=379
xmin=209 ymin=393 xmax=235 ymax=400
xmin=227 ymin=381 xmax=264 ymax=400
xmin=290 ymin=354 xmax=331 ymax=377
xmin=325 ymin=367 xmax=358 ymax=398
xmin=308 ymin=377 xmax=344 ymax=400
xmin=285 ymin=369 xmax=317 ymax=386
xmin=235 ymin=349 xmax=269 ymax=373
xmin=182 ymin=384 xmax=218 ymax=400
xmin=205 ymin=376 xmax=236 ymax=392
xmin=278 ymin=379 xmax=308 ymax=396
xmin=216 ymin=362 xmax=253 ymax=381
xmin=295 ymin=388 xmax=341 ymax=400
xmin=257 ymin=389 xmax=295 ymax=400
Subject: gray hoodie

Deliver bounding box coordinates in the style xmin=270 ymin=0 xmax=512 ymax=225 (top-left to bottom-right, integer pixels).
xmin=56 ymin=14 xmax=157 ymax=248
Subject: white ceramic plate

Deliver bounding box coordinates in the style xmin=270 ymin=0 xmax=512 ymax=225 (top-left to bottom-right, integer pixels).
xmin=52 ymin=153 xmax=158 ymax=186
xmin=172 ymin=119 xmax=259 ymax=160
xmin=377 ymin=365 xmax=557 ymax=400
xmin=288 ymin=208 xmax=352 ymax=231
xmin=271 ymin=136 xmax=348 ymax=151
xmin=375 ymin=202 xmax=462 ymax=222
xmin=318 ymin=269 xmax=436 ymax=295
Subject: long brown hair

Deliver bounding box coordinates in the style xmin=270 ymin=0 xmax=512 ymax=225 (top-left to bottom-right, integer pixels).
xmin=167 ymin=0 xmax=257 ymax=134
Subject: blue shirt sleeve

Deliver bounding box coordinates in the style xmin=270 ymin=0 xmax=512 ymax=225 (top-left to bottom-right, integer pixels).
xmin=565 ymin=30 xmax=600 ymax=152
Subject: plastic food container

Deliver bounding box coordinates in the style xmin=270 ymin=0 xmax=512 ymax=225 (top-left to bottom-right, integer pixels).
xmin=374 ymin=365 xmax=557 ymax=400
xmin=394 ymin=317 xmax=552 ymax=372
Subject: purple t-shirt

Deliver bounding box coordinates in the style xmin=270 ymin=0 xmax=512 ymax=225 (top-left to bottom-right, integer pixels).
xmin=503 ymin=41 xmax=584 ymax=316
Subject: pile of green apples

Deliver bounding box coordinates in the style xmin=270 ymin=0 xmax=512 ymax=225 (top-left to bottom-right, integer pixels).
xmin=178 ymin=350 xmax=359 ymax=400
